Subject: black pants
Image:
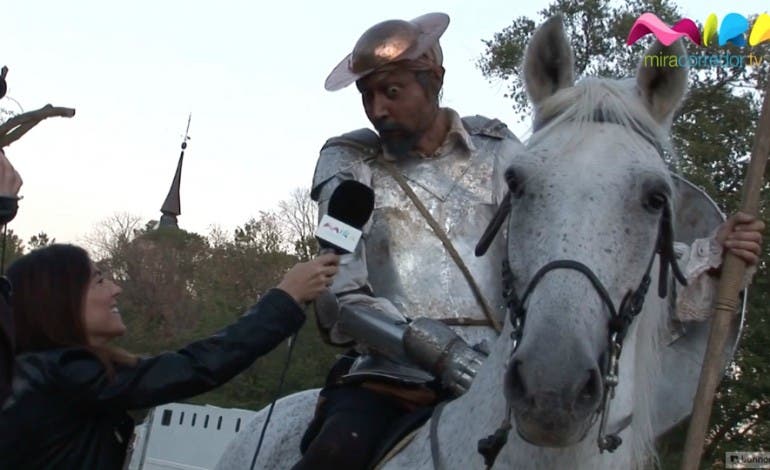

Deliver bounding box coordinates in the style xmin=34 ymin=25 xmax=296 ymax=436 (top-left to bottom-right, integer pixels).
xmin=292 ymin=385 xmax=408 ymax=470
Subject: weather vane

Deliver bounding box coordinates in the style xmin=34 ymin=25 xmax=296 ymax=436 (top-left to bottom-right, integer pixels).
xmin=181 ymin=113 xmax=191 ymax=150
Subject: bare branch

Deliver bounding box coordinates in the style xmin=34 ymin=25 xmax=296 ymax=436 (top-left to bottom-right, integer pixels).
xmin=276 ymin=187 xmax=318 ymax=260
xmin=0 ymin=104 xmax=76 ymax=148
xmin=81 ymin=212 xmax=142 ymax=262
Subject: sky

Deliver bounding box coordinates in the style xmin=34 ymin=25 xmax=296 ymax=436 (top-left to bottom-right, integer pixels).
xmin=1 ymin=0 xmax=766 ymax=246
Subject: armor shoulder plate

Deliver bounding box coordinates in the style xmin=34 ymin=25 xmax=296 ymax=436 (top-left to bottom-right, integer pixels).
xmin=462 ymin=114 xmax=520 ymax=142
xmin=311 ymin=128 xmax=380 ymax=201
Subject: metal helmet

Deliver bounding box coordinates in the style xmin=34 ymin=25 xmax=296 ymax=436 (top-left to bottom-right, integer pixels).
xmin=325 ymin=12 xmax=449 ymax=91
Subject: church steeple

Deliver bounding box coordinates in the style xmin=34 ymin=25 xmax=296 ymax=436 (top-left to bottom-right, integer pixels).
xmin=159 ymin=114 xmax=191 ymax=228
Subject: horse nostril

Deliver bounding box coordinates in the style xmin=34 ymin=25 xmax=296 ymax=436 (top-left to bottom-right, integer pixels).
xmin=576 ymin=368 xmax=602 ymax=408
xmin=505 ymin=360 xmax=528 ymax=403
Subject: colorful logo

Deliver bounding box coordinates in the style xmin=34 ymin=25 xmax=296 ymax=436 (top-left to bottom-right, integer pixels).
xmin=322 ymin=222 xmax=353 ymax=239
xmin=627 ymin=12 xmax=770 ymax=47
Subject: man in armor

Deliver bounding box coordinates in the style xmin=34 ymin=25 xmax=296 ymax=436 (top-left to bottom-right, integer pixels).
xmin=293 ymin=13 xmax=521 ymax=470
xmin=293 ymin=12 xmax=765 ymax=470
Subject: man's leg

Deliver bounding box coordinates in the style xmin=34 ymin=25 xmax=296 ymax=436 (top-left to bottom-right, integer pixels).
xmin=293 ymin=385 xmax=406 ymax=470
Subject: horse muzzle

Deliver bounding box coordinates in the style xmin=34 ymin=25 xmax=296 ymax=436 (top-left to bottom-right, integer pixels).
xmin=504 ymin=354 xmax=603 ymax=447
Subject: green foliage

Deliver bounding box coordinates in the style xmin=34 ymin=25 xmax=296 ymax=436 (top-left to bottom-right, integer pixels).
xmin=234 ymin=212 xmax=285 ymax=254
xmin=185 ymin=309 xmax=338 ymax=410
xmin=103 ymin=186 xmax=326 ymax=411
xmin=479 ymin=0 xmax=770 ymax=463
xmin=27 ymin=231 xmax=55 ymax=250
xmin=478 ymin=0 xmax=681 ymax=121
xmin=1 ymin=228 xmax=24 ymax=266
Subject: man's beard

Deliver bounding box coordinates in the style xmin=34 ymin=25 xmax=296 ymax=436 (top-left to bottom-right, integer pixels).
xmin=375 ymin=121 xmax=422 ymax=159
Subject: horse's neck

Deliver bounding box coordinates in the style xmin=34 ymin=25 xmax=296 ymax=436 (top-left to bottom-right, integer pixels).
xmin=430 ymin=326 xmax=514 ymax=468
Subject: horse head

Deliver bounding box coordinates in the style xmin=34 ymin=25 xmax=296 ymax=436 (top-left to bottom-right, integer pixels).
xmin=479 ymin=16 xmax=689 ymax=450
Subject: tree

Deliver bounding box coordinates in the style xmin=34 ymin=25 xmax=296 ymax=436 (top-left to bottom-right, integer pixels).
xmin=206 ymin=224 xmax=230 ymax=249
xmin=117 ymin=227 xmax=210 ymax=339
xmin=109 ymin=219 xmax=338 ymax=411
xmin=277 ymin=187 xmax=318 ymax=261
xmin=27 ymin=231 xmax=54 ymax=250
xmin=478 ymin=0 xmax=770 ymax=462
xmin=234 ymin=211 xmax=285 ymax=254
xmin=479 ymin=0 xmax=679 ymax=118
xmin=0 ymin=228 xmax=23 ymax=267
xmin=83 ymin=212 xmax=142 ymax=262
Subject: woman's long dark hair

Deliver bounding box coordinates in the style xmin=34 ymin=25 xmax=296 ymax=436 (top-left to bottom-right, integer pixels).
xmin=7 ymin=244 xmax=135 ymax=374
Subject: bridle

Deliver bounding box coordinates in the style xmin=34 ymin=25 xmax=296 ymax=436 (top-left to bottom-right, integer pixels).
xmin=468 ymin=116 xmax=688 ymax=468
xmin=469 ymin=202 xmax=686 ymax=468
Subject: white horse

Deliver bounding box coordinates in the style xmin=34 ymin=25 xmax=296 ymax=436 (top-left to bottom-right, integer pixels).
xmin=218 ymin=16 xmax=694 ymax=469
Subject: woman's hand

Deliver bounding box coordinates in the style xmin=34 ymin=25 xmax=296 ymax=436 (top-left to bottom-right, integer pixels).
xmin=277 ymin=253 xmax=340 ymax=304
xmin=0 ymin=149 xmax=22 ymax=198
xmin=715 ymin=212 xmax=765 ymax=266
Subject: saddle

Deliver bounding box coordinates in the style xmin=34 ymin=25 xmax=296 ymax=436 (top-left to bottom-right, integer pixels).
xmin=369 ymin=405 xmax=434 ymax=470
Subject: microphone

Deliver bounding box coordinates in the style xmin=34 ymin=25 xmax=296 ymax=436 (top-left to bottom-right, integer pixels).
xmin=315 ymin=180 xmax=375 ymax=254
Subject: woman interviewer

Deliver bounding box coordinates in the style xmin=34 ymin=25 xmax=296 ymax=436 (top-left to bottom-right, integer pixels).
xmin=0 ymin=243 xmax=339 ymax=469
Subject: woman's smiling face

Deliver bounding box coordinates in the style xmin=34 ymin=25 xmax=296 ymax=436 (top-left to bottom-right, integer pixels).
xmin=82 ymin=264 xmax=125 ymax=346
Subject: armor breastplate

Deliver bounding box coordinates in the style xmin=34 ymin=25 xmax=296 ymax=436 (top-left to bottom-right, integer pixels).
xmin=311 ymin=115 xmax=522 ymax=381
xmin=366 ymin=138 xmax=506 ymax=329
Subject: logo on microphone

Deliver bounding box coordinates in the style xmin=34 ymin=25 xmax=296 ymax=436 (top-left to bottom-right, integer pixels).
xmin=315 ymin=215 xmax=363 ymax=254
xmin=321 ymin=222 xmax=354 ymax=240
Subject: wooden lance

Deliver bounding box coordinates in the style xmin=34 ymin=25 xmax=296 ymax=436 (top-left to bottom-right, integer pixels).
xmin=681 ymin=79 xmax=770 ymax=469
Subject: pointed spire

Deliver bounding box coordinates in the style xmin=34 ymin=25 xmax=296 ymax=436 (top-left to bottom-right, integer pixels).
xmin=159 ymin=114 xmax=191 ymax=228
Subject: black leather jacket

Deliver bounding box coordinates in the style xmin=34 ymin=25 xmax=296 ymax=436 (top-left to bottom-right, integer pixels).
xmin=0 ymin=278 xmax=13 ymax=404
xmin=0 ymin=195 xmax=19 ymax=404
xmin=0 ymin=288 xmax=304 ymax=469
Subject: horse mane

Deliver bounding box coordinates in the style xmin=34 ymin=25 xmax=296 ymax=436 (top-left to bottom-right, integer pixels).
xmin=527 ymin=78 xmax=676 ymax=170
xmin=630 ymin=277 xmax=669 ymax=468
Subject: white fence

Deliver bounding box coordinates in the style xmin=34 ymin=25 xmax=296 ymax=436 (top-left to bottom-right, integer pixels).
xmin=127 ymin=403 xmax=257 ymax=470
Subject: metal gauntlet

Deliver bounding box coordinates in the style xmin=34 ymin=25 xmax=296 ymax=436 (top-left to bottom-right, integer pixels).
xmin=403 ymin=318 xmax=486 ymax=396
xmin=331 ymin=301 xmax=487 ymax=395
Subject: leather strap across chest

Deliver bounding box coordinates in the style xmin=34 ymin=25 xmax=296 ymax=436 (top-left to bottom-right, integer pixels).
xmin=380 ymin=160 xmax=502 ymax=333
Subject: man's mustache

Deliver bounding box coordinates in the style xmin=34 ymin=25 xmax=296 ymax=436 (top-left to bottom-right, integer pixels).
xmin=374 ymin=120 xmax=410 ymax=134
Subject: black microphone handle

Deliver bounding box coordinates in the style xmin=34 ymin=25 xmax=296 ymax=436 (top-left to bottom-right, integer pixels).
xmin=319 ymin=246 xmax=344 ymax=256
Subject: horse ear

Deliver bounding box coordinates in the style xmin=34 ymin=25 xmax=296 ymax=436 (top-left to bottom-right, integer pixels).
xmin=636 ymin=40 xmax=688 ymax=126
xmin=523 ymin=15 xmax=575 ymax=108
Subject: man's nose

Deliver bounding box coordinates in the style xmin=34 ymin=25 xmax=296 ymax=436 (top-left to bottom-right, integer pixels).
xmin=371 ymin=94 xmax=390 ymax=121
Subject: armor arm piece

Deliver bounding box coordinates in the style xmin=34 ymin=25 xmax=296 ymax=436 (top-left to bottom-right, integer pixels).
xmin=337 ymin=299 xmax=412 ymax=363
xmin=334 ymin=301 xmax=486 ymax=396
xmin=312 ymin=143 xmax=376 ymax=298
xmin=311 ymin=138 xmax=409 ymax=345
xmin=402 ymin=318 xmax=486 ymax=396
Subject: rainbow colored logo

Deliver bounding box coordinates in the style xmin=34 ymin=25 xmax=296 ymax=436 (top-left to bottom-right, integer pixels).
xmin=627 ymin=12 xmax=770 ymax=47
xmin=321 ymin=222 xmax=353 ymax=239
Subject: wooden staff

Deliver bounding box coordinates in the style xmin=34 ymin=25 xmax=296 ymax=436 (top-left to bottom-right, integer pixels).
xmin=681 ymin=80 xmax=770 ymax=469
xmin=0 ymin=104 xmax=75 ymax=148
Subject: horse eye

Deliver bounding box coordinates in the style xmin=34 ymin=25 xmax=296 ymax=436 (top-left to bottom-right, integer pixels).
xmin=644 ymin=192 xmax=667 ymax=212
xmin=505 ymin=167 xmax=523 ymax=198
